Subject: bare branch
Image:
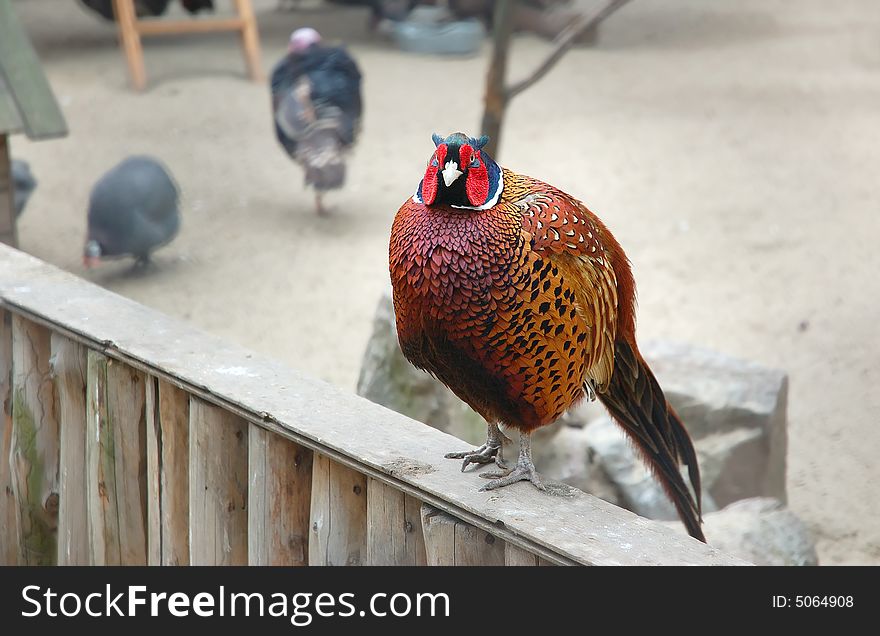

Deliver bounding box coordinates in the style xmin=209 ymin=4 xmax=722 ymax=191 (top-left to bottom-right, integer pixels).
xmin=506 ymin=0 xmax=634 ymax=101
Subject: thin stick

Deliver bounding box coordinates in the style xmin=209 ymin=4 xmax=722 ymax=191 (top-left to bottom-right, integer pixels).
xmin=506 ymin=0 xmax=633 ymax=100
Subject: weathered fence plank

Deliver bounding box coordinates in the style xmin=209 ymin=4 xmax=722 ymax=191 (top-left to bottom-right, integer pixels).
xmin=421 ymin=504 xmax=506 ymax=566
xmin=309 ymin=454 xmax=367 ymax=566
xmin=404 ymin=494 xmax=427 ymax=566
xmin=454 ymin=520 xmax=505 ymax=566
xmin=9 ymin=316 xmax=59 ymax=565
xmin=146 ymin=378 xmax=190 ymax=565
xmin=86 ymin=352 xmax=148 ymax=565
xmin=366 ymin=479 xmax=426 ymax=565
xmin=189 ymin=397 xmax=248 ymax=565
xmin=248 ymin=424 xmax=312 ymax=566
xmin=421 ymin=505 xmax=456 ymax=566
xmin=52 ymin=335 xmax=89 ymax=565
xmin=0 ymin=309 xmax=16 ymax=565
xmin=505 ymin=542 xmax=539 ymax=566
xmin=146 ymin=379 xmax=160 ymax=566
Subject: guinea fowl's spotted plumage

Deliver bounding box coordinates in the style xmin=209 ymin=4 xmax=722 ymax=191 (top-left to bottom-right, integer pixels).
xmin=390 ymin=133 xmax=705 ymax=541
xmin=84 ymin=155 xmax=180 ymax=267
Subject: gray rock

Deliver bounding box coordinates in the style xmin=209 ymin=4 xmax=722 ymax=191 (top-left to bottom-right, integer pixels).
xmin=531 ymin=424 xmax=622 ymax=506
xmin=660 ymin=498 xmax=818 ymax=566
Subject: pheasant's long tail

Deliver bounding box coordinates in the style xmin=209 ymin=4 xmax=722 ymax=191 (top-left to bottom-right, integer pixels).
xmin=597 ymin=338 xmax=705 ymax=542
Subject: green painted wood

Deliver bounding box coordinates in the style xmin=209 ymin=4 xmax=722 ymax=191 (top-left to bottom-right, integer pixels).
xmin=0 ymin=76 xmax=23 ymax=135
xmin=0 ymin=0 xmax=67 ymax=139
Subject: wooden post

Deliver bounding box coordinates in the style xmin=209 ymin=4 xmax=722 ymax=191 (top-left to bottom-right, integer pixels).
xmin=188 ymin=397 xmax=248 ymax=565
xmin=0 ymin=309 xmax=15 ymax=565
xmin=248 ymin=424 xmax=312 ymax=566
xmin=0 ymin=136 xmax=17 ymax=248
xmin=146 ymin=378 xmax=190 ymax=565
xmin=309 ymin=453 xmax=367 ymax=566
xmin=86 ymin=351 xmax=148 ymax=565
xmin=233 ymin=0 xmax=264 ymax=82
xmin=421 ymin=504 xmax=505 ymax=566
xmin=52 ymin=335 xmax=90 ymax=566
xmin=366 ymin=479 xmax=426 ymax=565
xmin=9 ymin=316 xmax=59 ymax=565
xmin=112 ymin=0 xmax=147 ymax=90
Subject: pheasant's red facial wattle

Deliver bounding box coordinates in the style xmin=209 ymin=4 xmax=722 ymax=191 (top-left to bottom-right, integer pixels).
xmin=459 ymin=144 xmax=489 ymax=206
xmin=421 ymin=144 xmax=447 ymax=205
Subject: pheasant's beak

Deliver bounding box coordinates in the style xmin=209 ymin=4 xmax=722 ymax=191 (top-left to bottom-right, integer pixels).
xmin=442 ymin=161 xmax=463 ymax=187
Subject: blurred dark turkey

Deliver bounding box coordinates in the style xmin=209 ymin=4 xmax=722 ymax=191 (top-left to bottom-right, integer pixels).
xmin=271 ymin=28 xmax=363 ymax=214
xmin=84 ymin=156 xmax=180 ymax=268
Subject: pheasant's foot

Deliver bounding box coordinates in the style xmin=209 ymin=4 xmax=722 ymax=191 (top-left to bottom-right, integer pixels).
xmin=444 ymin=441 xmax=503 ymax=472
xmin=479 ymin=462 xmax=545 ymax=492
xmin=478 ymin=430 xmax=544 ymax=491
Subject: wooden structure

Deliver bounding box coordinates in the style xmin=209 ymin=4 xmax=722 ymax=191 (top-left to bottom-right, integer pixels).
xmin=0 ymin=0 xmax=68 ymax=248
xmin=111 ymin=0 xmax=264 ymax=90
xmin=0 ymin=245 xmax=747 ymax=566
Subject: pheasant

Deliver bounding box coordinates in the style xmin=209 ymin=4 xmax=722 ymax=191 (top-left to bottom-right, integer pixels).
xmin=389 ymin=132 xmax=705 ymax=541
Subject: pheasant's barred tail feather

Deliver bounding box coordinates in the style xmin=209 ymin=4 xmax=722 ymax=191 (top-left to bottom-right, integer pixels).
xmin=598 ymin=339 xmax=705 ymax=542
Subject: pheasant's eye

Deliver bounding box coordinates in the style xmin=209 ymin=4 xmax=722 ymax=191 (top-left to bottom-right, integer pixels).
xmin=431 ymin=157 xmax=439 ymax=167
xmin=469 ymin=154 xmax=480 ymax=168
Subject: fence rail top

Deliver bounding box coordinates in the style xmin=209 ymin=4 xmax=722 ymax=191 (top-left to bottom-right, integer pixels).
xmin=0 ymin=245 xmax=748 ymax=566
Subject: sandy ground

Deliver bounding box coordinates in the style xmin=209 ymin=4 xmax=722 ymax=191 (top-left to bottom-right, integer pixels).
xmin=9 ymin=0 xmax=880 ymax=564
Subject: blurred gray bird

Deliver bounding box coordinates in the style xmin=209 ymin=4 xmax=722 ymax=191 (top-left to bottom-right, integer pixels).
xmin=12 ymin=159 xmax=37 ymax=218
xmin=84 ymin=156 xmax=180 ymax=269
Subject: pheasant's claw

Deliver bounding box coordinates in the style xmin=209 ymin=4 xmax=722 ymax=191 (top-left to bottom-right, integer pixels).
xmin=479 ymin=463 xmax=545 ymax=492
xmin=444 ymin=442 xmax=502 ymax=472
xmin=478 ymin=469 xmax=510 ymax=479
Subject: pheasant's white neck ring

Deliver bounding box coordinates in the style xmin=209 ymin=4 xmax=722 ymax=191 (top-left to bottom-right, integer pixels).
xmin=452 ymin=169 xmax=503 ymax=210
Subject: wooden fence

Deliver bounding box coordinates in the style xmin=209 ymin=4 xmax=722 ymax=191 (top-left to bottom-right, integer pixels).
xmin=0 ymin=245 xmax=746 ymax=566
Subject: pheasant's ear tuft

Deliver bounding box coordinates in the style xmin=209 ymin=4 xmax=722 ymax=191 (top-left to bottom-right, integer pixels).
xmin=474 ymin=135 xmax=490 ymax=150
xmin=432 ymin=133 xmax=445 ymax=147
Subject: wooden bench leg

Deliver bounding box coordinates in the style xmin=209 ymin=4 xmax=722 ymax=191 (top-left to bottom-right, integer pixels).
xmin=112 ymin=0 xmax=147 ymax=90
xmin=234 ymin=0 xmax=265 ymax=83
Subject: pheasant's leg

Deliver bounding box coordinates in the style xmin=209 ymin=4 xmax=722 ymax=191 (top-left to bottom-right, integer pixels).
xmin=444 ymin=422 xmax=507 ymax=472
xmin=479 ymin=431 xmax=545 ymax=491
xmin=315 ymin=192 xmax=327 ymax=216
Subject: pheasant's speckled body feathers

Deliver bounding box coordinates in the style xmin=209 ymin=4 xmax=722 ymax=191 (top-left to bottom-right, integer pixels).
xmin=389 ymin=133 xmax=704 ymax=541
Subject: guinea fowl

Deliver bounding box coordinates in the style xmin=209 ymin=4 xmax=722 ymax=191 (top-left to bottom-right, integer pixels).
xmin=390 ymin=133 xmax=705 ymax=541
xmin=270 ymin=28 xmax=363 ymax=215
xmin=84 ymin=156 xmax=180 ymax=269
xmin=12 ymin=159 xmax=37 ymax=218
